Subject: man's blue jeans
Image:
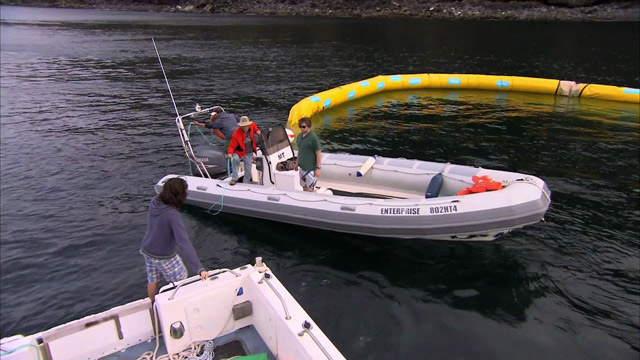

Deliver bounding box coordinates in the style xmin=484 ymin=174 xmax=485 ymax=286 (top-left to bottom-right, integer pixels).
xmin=231 ymin=153 xmax=253 ymax=183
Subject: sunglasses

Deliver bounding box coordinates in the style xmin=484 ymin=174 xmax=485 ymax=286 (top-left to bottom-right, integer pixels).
xmin=299 ymin=125 xmax=308 ymax=129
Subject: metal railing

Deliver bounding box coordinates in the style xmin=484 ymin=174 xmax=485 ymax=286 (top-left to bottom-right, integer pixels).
xmin=258 ymin=272 xmax=291 ymax=320
xmin=167 ymin=268 xmax=241 ymax=300
xmin=174 ymin=105 xmax=223 ymax=179
xmin=298 ymin=320 xmax=333 ymax=360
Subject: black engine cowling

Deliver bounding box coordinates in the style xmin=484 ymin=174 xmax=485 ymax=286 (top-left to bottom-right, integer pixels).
xmin=190 ymin=145 xmax=228 ymax=178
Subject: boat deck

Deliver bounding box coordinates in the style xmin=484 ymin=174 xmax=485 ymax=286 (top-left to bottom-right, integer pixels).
xmin=100 ymin=325 xmax=275 ymax=360
xmin=319 ymin=180 xmax=419 ymax=199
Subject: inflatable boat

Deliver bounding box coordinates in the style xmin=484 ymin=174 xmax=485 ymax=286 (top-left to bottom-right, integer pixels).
xmin=287 ymin=73 xmax=639 ymax=129
xmin=148 ymin=40 xmax=552 ymax=241
xmin=162 ymin=105 xmax=551 ymax=241
xmin=0 ymin=258 xmax=345 ymax=360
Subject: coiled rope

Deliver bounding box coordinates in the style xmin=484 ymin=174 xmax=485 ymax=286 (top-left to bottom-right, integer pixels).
xmin=136 ymin=303 xmax=215 ymax=360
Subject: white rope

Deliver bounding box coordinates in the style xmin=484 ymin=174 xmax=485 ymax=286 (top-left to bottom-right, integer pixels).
xmin=137 ymin=340 xmax=210 ymax=360
xmin=505 ymin=177 xmax=552 ymax=203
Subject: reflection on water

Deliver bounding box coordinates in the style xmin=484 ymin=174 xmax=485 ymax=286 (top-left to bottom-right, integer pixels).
xmin=311 ymin=89 xmax=639 ymax=132
xmin=185 ymin=208 xmax=540 ymax=325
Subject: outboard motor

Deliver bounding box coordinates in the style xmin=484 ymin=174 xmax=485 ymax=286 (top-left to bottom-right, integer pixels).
xmin=190 ymin=145 xmax=228 ymax=178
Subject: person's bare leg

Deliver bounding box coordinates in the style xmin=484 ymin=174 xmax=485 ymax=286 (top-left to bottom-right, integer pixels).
xmin=147 ymin=282 xmax=159 ymax=302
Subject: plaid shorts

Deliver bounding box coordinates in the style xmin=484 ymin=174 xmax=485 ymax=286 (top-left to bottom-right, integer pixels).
xmin=299 ymin=169 xmax=317 ymax=189
xmin=140 ymin=250 xmax=188 ymax=284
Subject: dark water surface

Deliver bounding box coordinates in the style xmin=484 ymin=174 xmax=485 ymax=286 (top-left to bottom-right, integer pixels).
xmin=1 ymin=6 xmax=639 ymax=359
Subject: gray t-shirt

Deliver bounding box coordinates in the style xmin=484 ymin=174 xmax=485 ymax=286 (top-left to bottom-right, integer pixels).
xmin=245 ymin=132 xmax=254 ymax=154
xmin=205 ymin=112 xmax=239 ymax=139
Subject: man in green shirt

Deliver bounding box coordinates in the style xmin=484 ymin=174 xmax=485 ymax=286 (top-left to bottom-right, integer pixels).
xmin=294 ymin=117 xmax=322 ymax=192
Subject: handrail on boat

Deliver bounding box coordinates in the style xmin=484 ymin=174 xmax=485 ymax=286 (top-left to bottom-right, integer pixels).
xmin=178 ymin=106 xmax=220 ymax=121
xmin=167 ymin=268 xmax=241 ymax=300
xmin=174 ymin=105 xmax=222 ymax=179
xmin=298 ymin=320 xmax=334 ymax=360
xmin=258 ymin=272 xmax=291 ymax=320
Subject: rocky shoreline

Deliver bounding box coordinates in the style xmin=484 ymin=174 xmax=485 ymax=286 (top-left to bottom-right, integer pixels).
xmin=1 ymin=0 xmax=639 ymax=21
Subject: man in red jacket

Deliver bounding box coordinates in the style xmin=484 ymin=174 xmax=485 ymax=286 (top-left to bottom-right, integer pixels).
xmin=226 ymin=116 xmax=261 ymax=185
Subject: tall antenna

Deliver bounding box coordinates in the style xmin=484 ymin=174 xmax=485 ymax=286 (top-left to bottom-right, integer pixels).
xmin=152 ymin=37 xmax=180 ymax=117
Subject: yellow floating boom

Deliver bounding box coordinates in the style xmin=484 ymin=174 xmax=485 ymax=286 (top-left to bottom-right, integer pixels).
xmin=287 ymin=74 xmax=639 ymax=128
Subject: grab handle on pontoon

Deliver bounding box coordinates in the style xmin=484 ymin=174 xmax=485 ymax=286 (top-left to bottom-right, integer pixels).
xmin=298 ymin=320 xmax=333 ymax=360
xmin=258 ymin=272 xmax=291 ymax=320
xmin=167 ymin=268 xmax=241 ymax=300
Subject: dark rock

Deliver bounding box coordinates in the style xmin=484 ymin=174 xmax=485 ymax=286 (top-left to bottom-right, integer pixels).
xmin=545 ymin=0 xmax=600 ymax=7
xmin=1 ymin=0 xmax=638 ymax=21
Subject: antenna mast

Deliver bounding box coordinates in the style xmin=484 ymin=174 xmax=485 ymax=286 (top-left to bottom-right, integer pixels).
xmin=152 ymin=37 xmax=180 ymax=117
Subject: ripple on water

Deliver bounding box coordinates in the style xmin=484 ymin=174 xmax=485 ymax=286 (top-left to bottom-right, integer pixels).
xmin=1 ymin=10 xmax=639 ymax=357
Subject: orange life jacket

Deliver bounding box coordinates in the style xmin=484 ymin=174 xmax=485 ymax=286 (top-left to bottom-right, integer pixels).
xmin=457 ymin=175 xmax=503 ymax=196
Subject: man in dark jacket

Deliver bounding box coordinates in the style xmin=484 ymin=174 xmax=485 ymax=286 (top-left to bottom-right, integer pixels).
xmin=191 ymin=106 xmax=239 ymax=148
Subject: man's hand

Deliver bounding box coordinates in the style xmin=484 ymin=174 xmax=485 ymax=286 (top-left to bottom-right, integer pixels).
xmin=226 ymin=153 xmax=232 ymax=159
xmin=200 ymin=271 xmax=209 ymax=281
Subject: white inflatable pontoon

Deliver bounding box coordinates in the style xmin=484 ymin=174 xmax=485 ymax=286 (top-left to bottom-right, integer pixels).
xmin=0 ymin=258 xmax=345 ymax=360
xmin=166 ymin=106 xmax=551 ymax=241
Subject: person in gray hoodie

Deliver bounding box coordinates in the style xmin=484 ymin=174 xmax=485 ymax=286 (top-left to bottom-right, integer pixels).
xmin=140 ymin=177 xmax=208 ymax=302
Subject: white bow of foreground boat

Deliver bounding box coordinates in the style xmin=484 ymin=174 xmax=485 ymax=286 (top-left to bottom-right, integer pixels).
xmin=0 ymin=259 xmax=345 ymax=360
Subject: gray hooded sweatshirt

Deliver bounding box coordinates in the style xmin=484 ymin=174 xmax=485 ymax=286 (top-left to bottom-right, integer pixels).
xmin=140 ymin=196 xmax=204 ymax=274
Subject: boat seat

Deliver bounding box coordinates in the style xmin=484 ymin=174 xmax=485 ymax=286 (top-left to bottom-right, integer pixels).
xmin=425 ymin=173 xmax=443 ymax=198
xmin=274 ymin=170 xmax=302 ymax=191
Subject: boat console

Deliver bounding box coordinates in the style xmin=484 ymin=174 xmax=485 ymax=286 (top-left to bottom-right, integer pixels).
xmin=256 ymin=125 xmax=299 ymax=189
xmin=188 ymin=123 xmax=303 ymax=191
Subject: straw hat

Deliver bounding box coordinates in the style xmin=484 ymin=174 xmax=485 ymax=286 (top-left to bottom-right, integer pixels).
xmin=238 ymin=116 xmax=252 ymax=126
